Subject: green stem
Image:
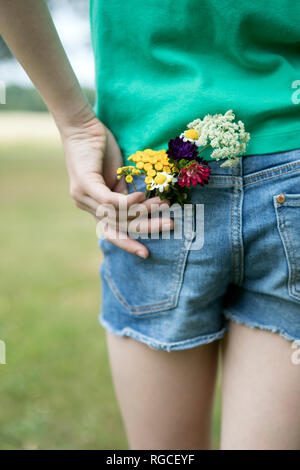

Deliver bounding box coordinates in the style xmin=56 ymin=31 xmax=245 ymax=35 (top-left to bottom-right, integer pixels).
xmin=131 ymin=181 xmax=137 ymax=192
xmin=198 ymin=143 xmax=211 ymax=154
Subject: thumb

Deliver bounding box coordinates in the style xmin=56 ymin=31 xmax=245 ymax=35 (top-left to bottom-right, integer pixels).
xmin=85 ymin=172 xmax=146 ymax=206
xmin=113 ymin=176 xmax=128 ymax=194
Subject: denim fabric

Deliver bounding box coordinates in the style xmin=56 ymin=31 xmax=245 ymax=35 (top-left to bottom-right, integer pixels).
xmin=98 ymin=148 xmax=300 ymax=351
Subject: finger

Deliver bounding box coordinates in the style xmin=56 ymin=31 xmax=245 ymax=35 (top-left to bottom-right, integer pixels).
xmin=99 ymin=224 xmax=149 ymax=258
xmin=127 ymin=216 xmax=174 ymax=235
xmin=103 ymin=215 xmax=174 ymax=233
xmin=97 ymin=200 xmax=173 ymax=230
xmin=74 ymin=192 xmax=172 ymax=234
xmin=73 ymin=199 xmax=97 ymax=217
xmin=112 ymin=174 xmax=128 ymax=194
xmin=143 ymin=196 xmax=171 ymax=207
xmin=76 ymin=187 xmax=147 ymax=220
xmin=100 ymin=215 xmax=174 ymax=233
xmin=94 ymin=196 xmax=169 ymax=221
xmin=78 ymin=195 xmax=141 ymax=221
xmin=84 ymin=175 xmax=146 ymax=208
xmin=76 ymin=195 xmax=99 ymax=214
xmin=138 ymin=197 xmax=171 ymax=215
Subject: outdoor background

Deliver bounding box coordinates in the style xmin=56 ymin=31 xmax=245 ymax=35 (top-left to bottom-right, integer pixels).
xmin=0 ymin=0 xmax=222 ymax=450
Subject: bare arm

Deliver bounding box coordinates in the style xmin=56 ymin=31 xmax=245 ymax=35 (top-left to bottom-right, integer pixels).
xmin=0 ymin=0 xmax=90 ymax=128
xmin=0 ymin=0 xmax=173 ymax=257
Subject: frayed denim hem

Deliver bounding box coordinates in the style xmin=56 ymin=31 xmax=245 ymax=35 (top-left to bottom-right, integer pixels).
xmin=223 ymin=308 xmax=300 ymax=343
xmin=98 ymin=314 xmax=227 ymax=352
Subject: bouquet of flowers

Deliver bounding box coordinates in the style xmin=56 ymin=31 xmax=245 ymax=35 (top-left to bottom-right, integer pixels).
xmin=117 ymin=110 xmax=250 ymax=205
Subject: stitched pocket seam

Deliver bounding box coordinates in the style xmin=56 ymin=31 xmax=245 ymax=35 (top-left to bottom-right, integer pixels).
xmin=274 ymin=196 xmax=300 ymax=301
xmin=103 ymin=237 xmax=191 ymax=315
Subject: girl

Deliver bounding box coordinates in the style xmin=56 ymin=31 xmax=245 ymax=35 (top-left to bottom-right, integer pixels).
xmin=1 ymin=0 xmax=299 ymax=449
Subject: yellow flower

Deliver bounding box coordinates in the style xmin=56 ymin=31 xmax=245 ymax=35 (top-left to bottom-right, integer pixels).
xmin=154 ymin=162 xmax=163 ymax=171
xmin=185 ymin=129 xmax=199 ymax=140
xmin=147 ymin=169 xmax=156 ymax=177
xmin=136 ymin=161 xmax=144 ymax=169
xmin=117 ymin=167 xmax=123 ymax=174
xmin=146 ymin=184 xmax=152 ymax=190
xmin=125 ymin=175 xmax=133 ymax=183
xmin=144 ymin=162 xmax=153 ymax=172
xmin=132 ymin=169 xmax=141 ymax=175
xmin=144 ymin=149 xmax=156 ymax=157
xmin=172 ymin=167 xmax=179 ymax=172
xmin=163 ymin=166 xmax=171 ymax=173
xmin=154 ymin=174 xmax=167 ymax=185
xmin=145 ymin=176 xmax=153 ymax=184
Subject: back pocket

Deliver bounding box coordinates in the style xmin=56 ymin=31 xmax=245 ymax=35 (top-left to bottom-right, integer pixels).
xmin=99 ymin=209 xmax=195 ymax=315
xmin=274 ymin=193 xmax=300 ymax=301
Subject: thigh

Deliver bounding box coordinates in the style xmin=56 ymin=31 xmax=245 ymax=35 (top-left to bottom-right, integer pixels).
xmin=105 ymin=331 xmax=220 ymax=450
xmin=220 ymin=320 xmax=300 ymax=450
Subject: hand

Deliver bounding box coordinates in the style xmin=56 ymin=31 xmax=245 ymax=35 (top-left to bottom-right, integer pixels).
xmin=60 ymin=112 xmax=174 ymax=258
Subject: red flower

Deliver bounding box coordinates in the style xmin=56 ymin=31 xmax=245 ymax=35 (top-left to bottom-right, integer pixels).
xmin=178 ymin=162 xmax=211 ymax=188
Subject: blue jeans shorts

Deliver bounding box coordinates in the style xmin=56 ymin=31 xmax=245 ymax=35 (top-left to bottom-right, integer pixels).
xmin=98 ymin=148 xmax=300 ymax=351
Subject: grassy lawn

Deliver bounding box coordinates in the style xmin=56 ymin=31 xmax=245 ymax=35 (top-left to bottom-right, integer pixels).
xmin=0 ymin=113 xmax=221 ymax=450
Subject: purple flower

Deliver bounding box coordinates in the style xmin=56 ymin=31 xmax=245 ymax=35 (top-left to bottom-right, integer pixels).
xmin=167 ymin=136 xmax=199 ymax=162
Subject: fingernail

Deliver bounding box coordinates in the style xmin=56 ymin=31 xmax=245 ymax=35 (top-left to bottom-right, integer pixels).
xmin=136 ymin=250 xmax=147 ymax=258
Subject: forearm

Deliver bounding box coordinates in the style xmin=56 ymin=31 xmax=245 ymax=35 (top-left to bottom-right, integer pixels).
xmin=0 ymin=0 xmax=93 ymax=130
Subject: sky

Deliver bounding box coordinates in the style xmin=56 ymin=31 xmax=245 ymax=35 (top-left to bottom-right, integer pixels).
xmin=0 ymin=2 xmax=95 ymax=88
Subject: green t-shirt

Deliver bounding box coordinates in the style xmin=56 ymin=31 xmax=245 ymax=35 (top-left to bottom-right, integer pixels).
xmin=90 ymin=0 xmax=300 ymax=164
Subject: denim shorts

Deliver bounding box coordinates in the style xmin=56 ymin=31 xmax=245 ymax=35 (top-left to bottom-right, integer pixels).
xmin=98 ymin=148 xmax=300 ymax=351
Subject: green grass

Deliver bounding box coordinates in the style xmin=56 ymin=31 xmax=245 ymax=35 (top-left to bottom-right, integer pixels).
xmin=0 ymin=137 xmax=221 ymax=450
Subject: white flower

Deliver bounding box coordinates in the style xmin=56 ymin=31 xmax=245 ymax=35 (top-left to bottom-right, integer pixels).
xmin=220 ymin=158 xmax=240 ymax=168
xmin=181 ymin=110 xmax=250 ymax=163
xmin=150 ymin=172 xmax=177 ymax=193
xmin=210 ymin=138 xmax=219 ymax=148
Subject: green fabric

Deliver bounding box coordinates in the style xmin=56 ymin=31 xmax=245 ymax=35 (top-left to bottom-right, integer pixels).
xmin=90 ymin=0 xmax=300 ymax=164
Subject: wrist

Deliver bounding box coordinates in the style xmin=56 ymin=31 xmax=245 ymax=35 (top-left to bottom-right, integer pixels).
xmin=54 ymin=101 xmax=96 ymax=135
xmin=48 ymin=80 xmax=96 ymax=135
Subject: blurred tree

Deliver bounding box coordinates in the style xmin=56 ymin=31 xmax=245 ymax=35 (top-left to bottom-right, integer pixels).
xmin=48 ymin=0 xmax=89 ymax=15
xmin=0 ymin=0 xmax=89 ymax=60
xmin=0 ymin=0 xmax=93 ymax=112
xmin=0 ymin=0 xmax=89 ymax=16
xmin=0 ymin=85 xmax=95 ymax=112
xmin=0 ymin=35 xmax=11 ymax=59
